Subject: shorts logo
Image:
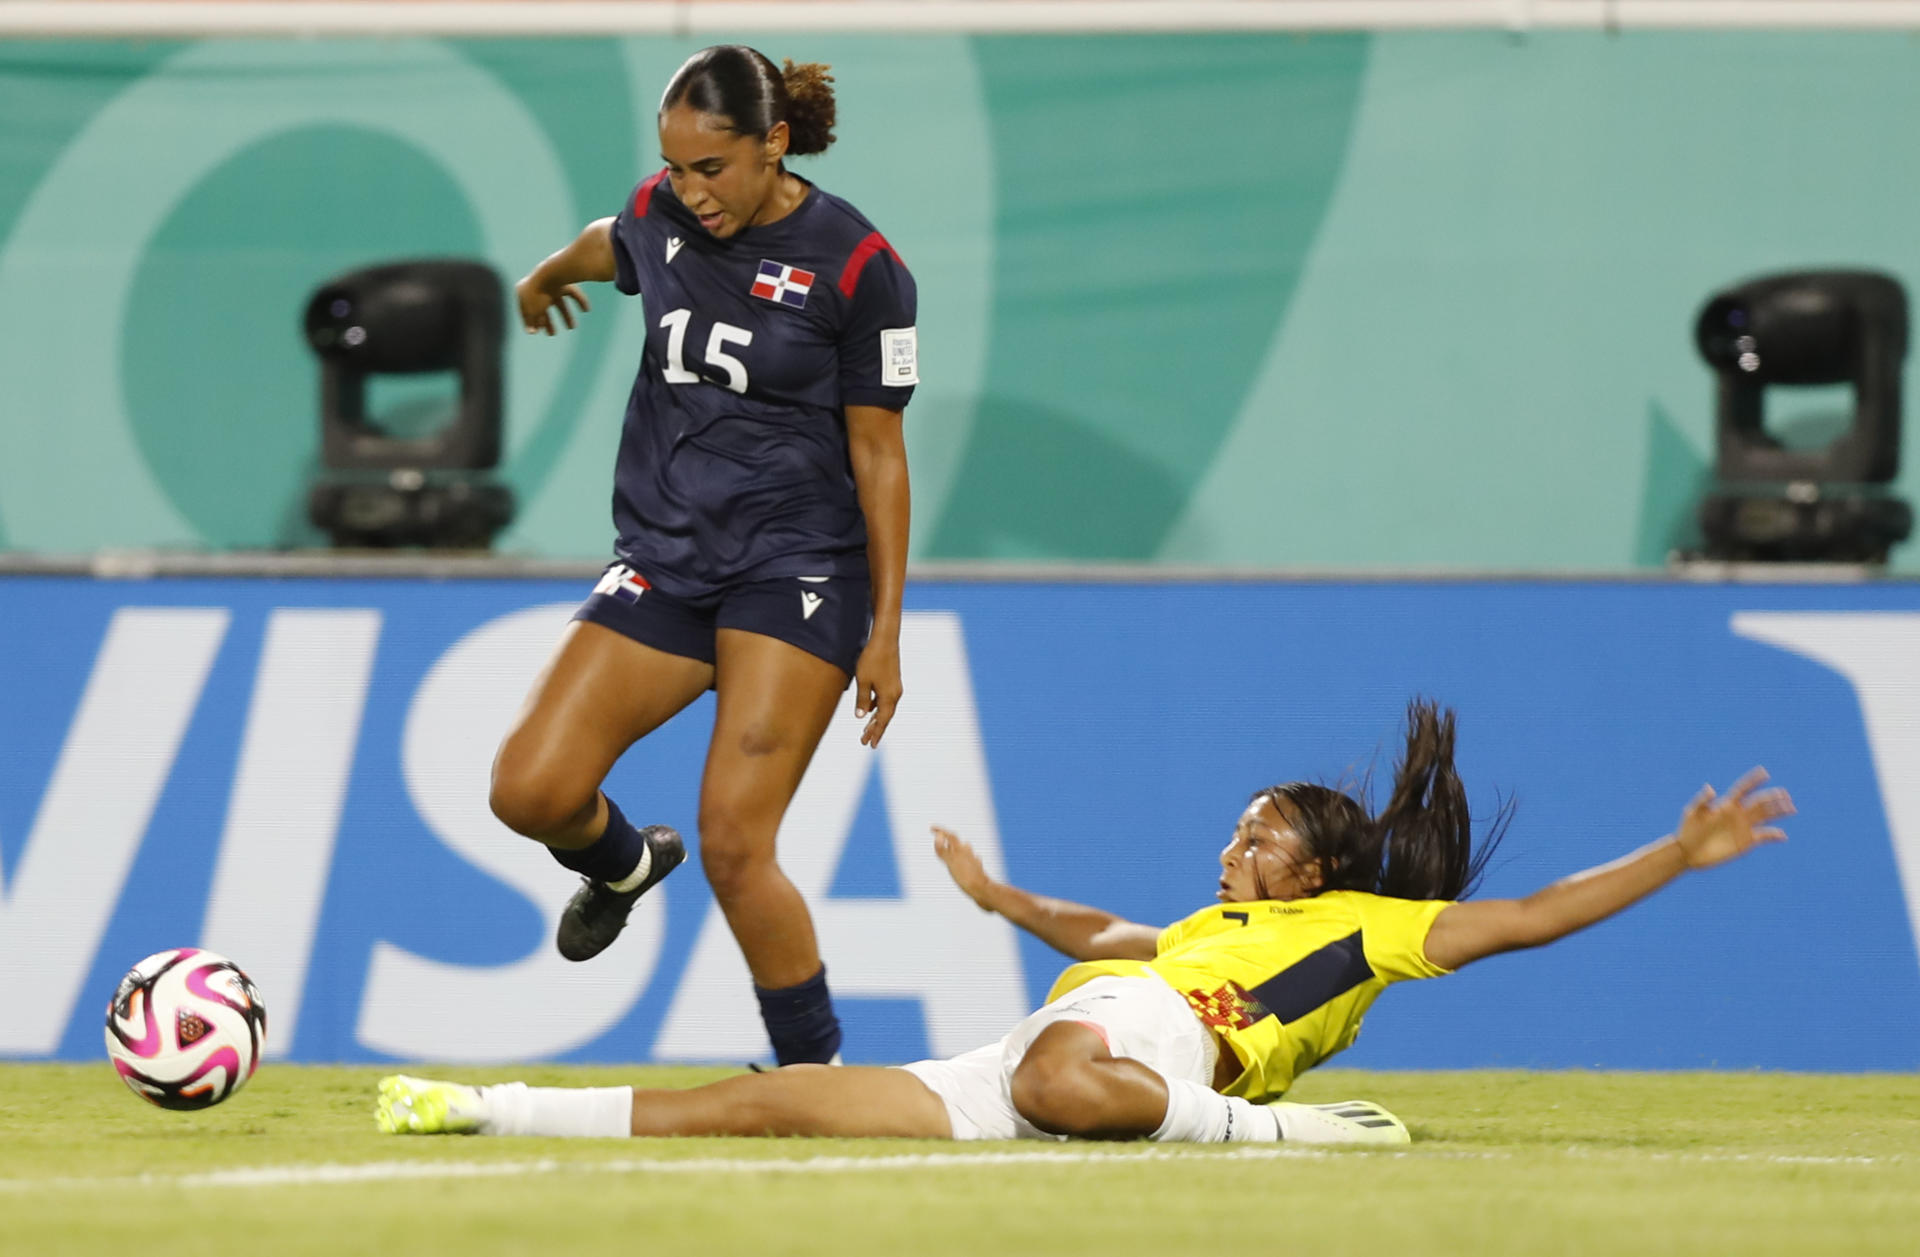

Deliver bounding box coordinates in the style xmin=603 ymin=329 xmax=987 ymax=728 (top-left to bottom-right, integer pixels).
xmin=798 ymin=575 xmax=828 ymax=620
xmin=594 ymin=565 xmax=651 ymax=604
xmin=752 ymin=260 xmax=815 ymax=309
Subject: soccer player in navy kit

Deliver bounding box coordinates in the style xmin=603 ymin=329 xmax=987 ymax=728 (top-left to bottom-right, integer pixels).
xmin=486 ymin=47 xmax=916 ymax=1066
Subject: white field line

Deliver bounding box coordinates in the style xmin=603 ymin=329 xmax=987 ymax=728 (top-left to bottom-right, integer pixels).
xmin=0 ymin=1146 xmax=1368 ymax=1192
xmin=0 ymin=1143 xmax=1902 ymax=1193
xmin=0 ymin=1145 xmax=1362 ymax=1192
xmin=1566 ymin=1148 xmax=1895 ymax=1167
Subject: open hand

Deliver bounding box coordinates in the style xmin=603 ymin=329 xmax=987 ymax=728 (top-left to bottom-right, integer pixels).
xmin=1674 ymin=768 xmax=1794 ymax=870
xmin=933 ymin=826 xmax=996 ymax=911
xmin=853 ymin=634 xmax=902 ymax=748
xmin=515 ymin=274 xmax=591 ymax=336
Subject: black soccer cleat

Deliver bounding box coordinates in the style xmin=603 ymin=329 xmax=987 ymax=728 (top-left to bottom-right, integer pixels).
xmin=555 ymin=825 xmax=686 ymax=962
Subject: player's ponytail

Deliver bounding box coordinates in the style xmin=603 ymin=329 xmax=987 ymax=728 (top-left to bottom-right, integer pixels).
xmin=1371 ymin=700 xmax=1506 ymax=900
xmin=660 ymin=45 xmax=838 ymax=158
xmin=780 ymin=60 xmax=838 ymax=156
xmin=1264 ymin=699 xmax=1509 ymax=902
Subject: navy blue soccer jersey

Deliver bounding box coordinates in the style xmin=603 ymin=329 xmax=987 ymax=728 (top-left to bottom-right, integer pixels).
xmin=605 ymin=169 xmax=917 ymax=598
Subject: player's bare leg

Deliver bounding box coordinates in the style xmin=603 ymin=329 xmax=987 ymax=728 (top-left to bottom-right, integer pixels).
xmin=700 ymin=628 xmax=848 ymax=987
xmin=1007 ymin=1022 xmax=1171 ymax=1139
xmin=492 ymin=621 xmax=714 ymax=959
xmin=490 ymin=620 xmax=713 ymax=846
xmin=629 ymin=1064 xmax=952 ymax=1137
xmin=691 ymin=629 xmax=850 ymax=1063
xmin=377 ymin=1066 xmax=951 ymax=1139
xmin=1007 ymin=1021 xmax=1411 ymax=1145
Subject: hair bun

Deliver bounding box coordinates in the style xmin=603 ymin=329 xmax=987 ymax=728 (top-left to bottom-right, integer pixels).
xmin=781 ymin=59 xmax=838 ymax=156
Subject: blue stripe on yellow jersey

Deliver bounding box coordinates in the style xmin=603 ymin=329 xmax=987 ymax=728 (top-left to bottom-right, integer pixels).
xmin=1046 ymin=891 xmax=1454 ymax=1102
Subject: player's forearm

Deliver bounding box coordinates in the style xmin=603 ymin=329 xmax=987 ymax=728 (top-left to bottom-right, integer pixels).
xmin=977 ymin=881 xmax=1137 ymax=962
xmin=1514 ymin=835 xmax=1689 ymax=947
xmin=848 ymin=416 xmax=909 ymax=631
xmin=531 ymin=217 xmax=618 ymax=288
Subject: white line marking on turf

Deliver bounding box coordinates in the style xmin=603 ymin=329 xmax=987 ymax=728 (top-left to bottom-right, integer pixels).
xmin=0 ymin=1146 xmax=1386 ymax=1192
xmin=0 ymin=1143 xmax=1899 ymax=1193
xmin=1567 ymin=1147 xmax=1892 ymax=1167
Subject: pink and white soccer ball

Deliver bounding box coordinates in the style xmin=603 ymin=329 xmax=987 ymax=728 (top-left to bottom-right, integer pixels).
xmin=103 ymin=948 xmax=268 ymax=1110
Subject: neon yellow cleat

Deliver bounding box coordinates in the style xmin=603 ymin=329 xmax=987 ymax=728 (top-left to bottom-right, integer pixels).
xmin=376 ymin=1074 xmax=487 ymax=1135
xmin=1267 ymin=1099 xmax=1412 ymax=1146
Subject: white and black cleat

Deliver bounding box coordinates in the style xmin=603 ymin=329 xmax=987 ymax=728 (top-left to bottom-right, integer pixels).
xmin=1267 ymin=1099 xmax=1411 ymax=1145
xmin=555 ymin=825 xmax=685 ymax=962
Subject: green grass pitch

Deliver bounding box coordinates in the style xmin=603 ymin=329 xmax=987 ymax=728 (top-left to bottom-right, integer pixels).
xmin=3 ymin=1064 xmax=1916 ymax=1256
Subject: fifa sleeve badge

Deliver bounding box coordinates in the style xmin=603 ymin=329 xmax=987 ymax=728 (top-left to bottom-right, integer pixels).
xmin=881 ymin=327 xmax=920 ymax=387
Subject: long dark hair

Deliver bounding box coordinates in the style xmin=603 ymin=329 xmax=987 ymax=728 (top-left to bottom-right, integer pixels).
xmin=1256 ymin=699 xmax=1510 ymax=901
xmin=660 ymin=45 xmax=839 ymax=156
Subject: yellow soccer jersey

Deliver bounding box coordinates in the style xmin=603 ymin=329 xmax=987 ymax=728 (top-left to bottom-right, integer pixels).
xmin=1046 ymin=891 xmax=1454 ymax=1102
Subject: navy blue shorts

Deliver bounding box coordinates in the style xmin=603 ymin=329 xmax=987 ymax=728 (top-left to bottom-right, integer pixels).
xmin=573 ymin=563 xmax=871 ymax=677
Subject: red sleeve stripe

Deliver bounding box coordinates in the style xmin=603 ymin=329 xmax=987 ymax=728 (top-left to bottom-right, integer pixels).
xmin=632 ymin=169 xmax=667 ymax=218
xmin=837 ymin=231 xmax=906 ymax=299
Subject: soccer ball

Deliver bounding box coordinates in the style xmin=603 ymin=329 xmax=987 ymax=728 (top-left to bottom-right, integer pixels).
xmin=103 ymin=948 xmax=268 ymax=1111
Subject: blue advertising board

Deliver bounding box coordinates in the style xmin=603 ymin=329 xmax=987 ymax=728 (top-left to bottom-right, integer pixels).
xmin=2 ymin=575 xmax=1917 ymax=1071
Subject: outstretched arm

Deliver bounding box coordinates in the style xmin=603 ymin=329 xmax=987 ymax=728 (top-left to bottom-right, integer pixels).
xmin=933 ymin=827 xmax=1160 ymax=962
xmin=1422 ymin=769 xmax=1793 ymax=972
xmin=515 ymin=217 xmax=616 ymax=336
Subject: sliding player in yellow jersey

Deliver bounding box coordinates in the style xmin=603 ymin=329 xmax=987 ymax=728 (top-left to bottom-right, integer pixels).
xmin=377 ymin=700 xmax=1793 ymax=1146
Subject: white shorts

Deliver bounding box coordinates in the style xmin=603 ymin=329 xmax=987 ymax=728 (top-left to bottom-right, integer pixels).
xmin=896 ymin=974 xmax=1218 ymax=1141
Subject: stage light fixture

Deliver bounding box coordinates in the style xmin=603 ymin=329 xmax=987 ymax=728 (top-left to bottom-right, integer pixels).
xmin=1692 ymin=269 xmax=1911 ymax=563
xmin=303 ymin=259 xmax=513 ymax=549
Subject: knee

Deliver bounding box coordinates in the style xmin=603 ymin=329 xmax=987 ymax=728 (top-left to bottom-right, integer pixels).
xmin=696 ymin=808 xmax=775 ymax=903
xmin=1009 ymin=1055 xmax=1105 ymax=1137
xmin=488 ymin=753 xmax=597 ymax=839
xmin=730 ymin=719 xmax=795 ymax=760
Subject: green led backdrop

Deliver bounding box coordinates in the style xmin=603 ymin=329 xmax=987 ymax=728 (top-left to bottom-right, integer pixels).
xmin=4 ymin=31 xmax=1920 ymax=568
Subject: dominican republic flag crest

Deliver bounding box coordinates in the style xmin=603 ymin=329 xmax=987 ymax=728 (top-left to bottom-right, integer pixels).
xmin=751 ymin=259 xmax=815 ymax=309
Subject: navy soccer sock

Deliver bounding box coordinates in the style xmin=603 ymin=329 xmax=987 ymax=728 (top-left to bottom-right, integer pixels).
xmin=755 ymin=966 xmax=843 ymax=1066
xmin=546 ymin=797 xmax=649 ymax=885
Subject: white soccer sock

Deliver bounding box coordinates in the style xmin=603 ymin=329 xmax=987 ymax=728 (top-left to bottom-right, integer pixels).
xmin=1150 ymin=1078 xmax=1282 ymax=1143
xmin=478 ymin=1083 xmax=634 ymax=1138
xmin=605 ymin=842 xmax=653 ymax=893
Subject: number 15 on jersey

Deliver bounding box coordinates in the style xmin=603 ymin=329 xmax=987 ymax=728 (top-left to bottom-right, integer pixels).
xmin=659 ymin=308 xmax=753 ymax=394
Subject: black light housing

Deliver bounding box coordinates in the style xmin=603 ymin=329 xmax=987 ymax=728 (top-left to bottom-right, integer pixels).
xmin=302 ymin=260 xmax=513 ymax=548
xmin=1692 ymin=270 xmax=1911 ymax=563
